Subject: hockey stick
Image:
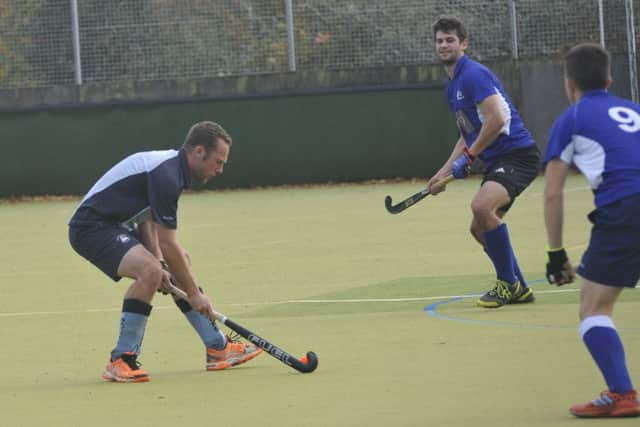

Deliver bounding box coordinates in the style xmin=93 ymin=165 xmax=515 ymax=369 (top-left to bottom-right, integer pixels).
xmin=168 ymin=283 xmax=318 ymax=374
xmin=384 ymin=175 xmax=455 ymax=214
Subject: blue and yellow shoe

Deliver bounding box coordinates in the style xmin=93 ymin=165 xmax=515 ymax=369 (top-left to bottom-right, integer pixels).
xmin=477 ymin=280 xmax=512 ymax=308
xmin=508 ymin=283 xmax=535 ymax=304
xmin=477 ymin=280 xmax=534 ymax=308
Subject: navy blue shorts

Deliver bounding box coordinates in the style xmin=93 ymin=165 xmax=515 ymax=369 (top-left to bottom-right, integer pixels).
xmin=68 ymin=224 xmax=140 ymax=281
xmin=578 ymin=194 xmax=640 ymax=288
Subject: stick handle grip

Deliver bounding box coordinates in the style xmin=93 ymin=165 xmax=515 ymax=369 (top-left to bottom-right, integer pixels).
xmin=169 ymin=282 xmax=188 ymax=299
xmin=435 ymin=174 xmax=455 ymax=187
xmin=167 ymin=282 xmax=226 ymax=322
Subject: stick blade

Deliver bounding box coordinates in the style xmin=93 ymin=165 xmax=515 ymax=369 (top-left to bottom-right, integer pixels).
xmin=297 ymin=351 xmax=319 ymax=373
xmin=384 ymin=195 xmax=394 ymax=210
xmin=384 ymin=195 xmax=406 ymax=214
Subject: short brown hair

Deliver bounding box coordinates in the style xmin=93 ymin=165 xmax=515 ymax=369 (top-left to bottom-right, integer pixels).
xmin=564 ymin=43 xmax=610 ymax=91
xmin=182 ymin=121 xmax=232 ymax=153
xmin=433 ymin=17 xmax=467 ymax=42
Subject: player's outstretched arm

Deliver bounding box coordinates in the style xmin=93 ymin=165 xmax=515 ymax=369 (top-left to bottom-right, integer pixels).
xmin=156 ymin=224 xmax=215 ymax=319
xmin=543 ymin=159 xmax=575 ymax=285
xmin=429 ymin=136 xmax=465 ymax=193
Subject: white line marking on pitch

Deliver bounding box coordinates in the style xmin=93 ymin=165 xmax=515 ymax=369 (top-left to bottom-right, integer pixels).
xmin=0 ymin=288 xmax=580 ymax=318
xmin=524 ymin=185 xmax=591 ymax=198
xmin=234 ymin=287 xmax=580 ymax=305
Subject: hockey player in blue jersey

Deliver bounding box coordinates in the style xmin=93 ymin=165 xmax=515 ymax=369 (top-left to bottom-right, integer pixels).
xmin=69 ymin=121 xmax=262 ymax=382
xmin=427 ymin=17 xmax=540 ymax=308
xmin=544 ymin=43 xmax=640 ymax=417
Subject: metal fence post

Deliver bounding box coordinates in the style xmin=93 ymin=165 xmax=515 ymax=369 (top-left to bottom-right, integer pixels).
xmin=285 ymin=0 xmax=297 ymax=72
xmin=625 ymin=0 xmax=638 ymax=102
xmin=598 ymin=0 xmax=605 ymax=47
xmin=509 ymin=0 xmax=518 ymax=59
xmin=70 ymin=0 xmax=83 ymax=85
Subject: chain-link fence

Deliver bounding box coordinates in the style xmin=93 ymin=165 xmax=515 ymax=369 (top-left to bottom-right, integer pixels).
xmin=0 ymin=0 xmax=637 ymax=90
xmin=77 ymin=0 xmax=288 ymax=83
xmin=0 ymin=0 xmax=74 ymax=88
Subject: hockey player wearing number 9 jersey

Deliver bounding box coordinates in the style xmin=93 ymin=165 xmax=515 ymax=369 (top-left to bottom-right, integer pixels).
xmin=543 ymin=42 xmax=640 ymax=418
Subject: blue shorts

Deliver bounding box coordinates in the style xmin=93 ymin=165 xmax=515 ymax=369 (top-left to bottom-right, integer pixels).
xmin=578 ymin=194 xmax=640 ymax=288
xmin=68 ymin=224 xmax=140 ymax=281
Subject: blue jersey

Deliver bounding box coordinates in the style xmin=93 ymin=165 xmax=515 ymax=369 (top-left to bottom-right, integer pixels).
xmin=544 ymin=90 xmax=640 ymax=208
xmin=69 ymin=149 xmax=191 ymax=229
xmin=446 ymin=55 xmax=535 ymax=163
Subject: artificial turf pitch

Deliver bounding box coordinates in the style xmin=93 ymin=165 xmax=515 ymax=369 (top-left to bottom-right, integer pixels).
xmin=1 ymin=175 xmax=639 ymax=427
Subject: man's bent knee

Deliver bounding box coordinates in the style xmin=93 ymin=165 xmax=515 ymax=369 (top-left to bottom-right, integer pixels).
xmin=117 ymin=245 xmax=166 ymax=299
xmin=470 ymin=201 xmax=499 ymax=231
xmin=137 ymin=264 xmax=164 ymax=290
xmin=125 ymin=263 xmax=165 ymax=301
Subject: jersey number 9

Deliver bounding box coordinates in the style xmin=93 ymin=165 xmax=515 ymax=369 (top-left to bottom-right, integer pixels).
xmin=608 ymin=106 xmax=640 ymax=133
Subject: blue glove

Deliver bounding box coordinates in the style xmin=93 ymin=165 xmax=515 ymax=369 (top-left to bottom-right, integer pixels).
xmin=452 ymin=147 xmax=475 ymax=179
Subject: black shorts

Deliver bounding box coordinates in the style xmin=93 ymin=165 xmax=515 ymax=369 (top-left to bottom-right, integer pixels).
xmin=68 ymin=223 xmax=140 ymax=281
xmin=481 ymin=145 xmax=540 ymax=212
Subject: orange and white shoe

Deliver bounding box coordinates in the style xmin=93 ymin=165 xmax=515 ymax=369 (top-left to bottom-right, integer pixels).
xmin=102 ymin=352 xmax=150 ymax=383
xmin=570 ymin=390 xmax=640 ymax=418
xmin=206 ymin=336 xmax=263 ymax=371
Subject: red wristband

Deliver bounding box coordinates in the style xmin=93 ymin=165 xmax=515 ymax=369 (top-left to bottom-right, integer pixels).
xmin=464 ymin=146 xmax=476 ymax=160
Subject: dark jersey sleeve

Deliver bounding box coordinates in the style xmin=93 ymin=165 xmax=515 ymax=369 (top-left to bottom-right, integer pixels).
xmin=147 ymin=161 xmax=181 ymax=229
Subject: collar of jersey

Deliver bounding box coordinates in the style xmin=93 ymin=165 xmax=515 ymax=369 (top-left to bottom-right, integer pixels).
xmin=451 ymin=54 xmax=469 ymax=80
xmin=583 ymin=89 xmax=608 ymax=97
xmin=178 ymin=148 xmax=192 ymax=189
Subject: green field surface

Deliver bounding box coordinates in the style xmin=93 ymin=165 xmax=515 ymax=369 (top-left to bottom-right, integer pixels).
xmin=1 ymin=175 xmax=639 ymax=427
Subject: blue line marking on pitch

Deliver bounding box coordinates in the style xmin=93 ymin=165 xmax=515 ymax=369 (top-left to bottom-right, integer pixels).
xmin=424 ymin=296 xmax=575 ymax=330
xmin=424 ymin=279 xmax=640 ymax=332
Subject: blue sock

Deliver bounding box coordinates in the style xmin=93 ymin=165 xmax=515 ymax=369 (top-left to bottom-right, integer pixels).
xmin=512 ymin=251 xmax=528 ymax=288
xmin=580 ymin=316 xmax=633 ymax=393
xmin=111 ymin=299 xmax=152 ymax=361
xmin=483 ymin=223 xmax=516 ymax=284
xmin=488 ymin=245 xmax=527 ymax=286
xmin=174 ymin=297 xmax=225 ymax=350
